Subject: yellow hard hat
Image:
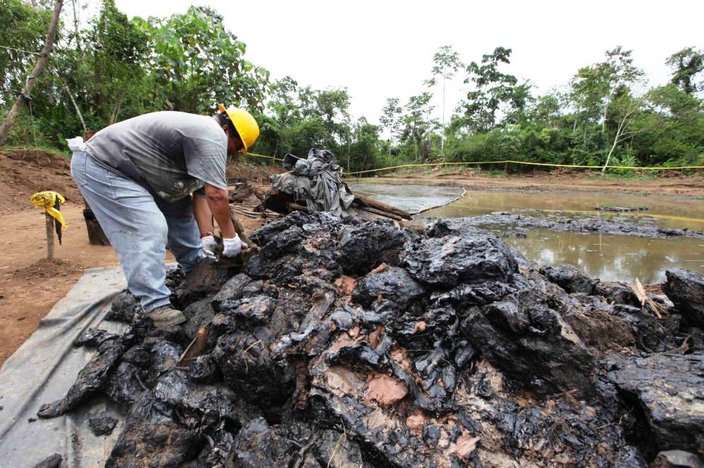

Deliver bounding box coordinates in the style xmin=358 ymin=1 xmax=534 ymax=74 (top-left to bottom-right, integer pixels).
xmin=217 ymin=104 xmax=259 ymax=154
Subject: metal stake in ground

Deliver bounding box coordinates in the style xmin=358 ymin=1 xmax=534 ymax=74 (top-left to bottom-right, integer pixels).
xmin=30 ymin=191 xmax=67 ymax=259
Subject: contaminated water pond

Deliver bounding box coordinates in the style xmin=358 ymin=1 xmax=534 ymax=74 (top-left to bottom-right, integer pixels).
xmin=347 ymin=182 xmax=464 ymax=214
xmin=350 ymin=183 xmax=704 ymax=284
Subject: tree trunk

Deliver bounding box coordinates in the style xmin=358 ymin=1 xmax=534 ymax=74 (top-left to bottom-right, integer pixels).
xmin=61 ymin=80 xmax=87 ymax=134
xmin=600 ymin=128 xmax=621 ymax=176
xmin=601 ymin=99 xmax=641 ymax=176
xmin=0 ymin=0 xmax=64 ymax=145
xmin=109 ymin=90 xmax=125 ymax=125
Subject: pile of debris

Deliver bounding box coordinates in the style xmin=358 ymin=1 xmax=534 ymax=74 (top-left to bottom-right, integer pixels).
xmin=37 ymin=213 xmax=704 ymax=466
xmin=264 ymin=148 xmax=413 ymax=222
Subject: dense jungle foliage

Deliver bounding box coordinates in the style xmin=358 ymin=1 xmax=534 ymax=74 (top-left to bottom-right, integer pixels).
xmin=1 ymin=0 xmax=703 ymax=173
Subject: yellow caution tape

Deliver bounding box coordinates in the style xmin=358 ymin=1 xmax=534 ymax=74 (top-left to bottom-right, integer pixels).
xmin=244 ymin=152 xmax=704 ymax=176
xmin=247 ymin=152 xmax=284 ymax=162
xmin=30 ymin=191 xmax=67 ymax=227
xmin=344 ymin=160 xmax=704 ymax=176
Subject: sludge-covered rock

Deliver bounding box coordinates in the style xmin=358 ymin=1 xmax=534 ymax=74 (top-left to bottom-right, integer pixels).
xmin=245 ymin=211 xmax=345 ymax=283
xmin=352 ymin=264 xmax=426 ymax=310
xmin=401 ymin=223 xmax=517 ymax=288
xmin=231 ymin=417 xmax=366 ymax=467
xmin=38 ymin=338 xmax=125 ymax=418
xmin=88 ymin=411 xmax=118 ymax=436
xmin=337 ymin=219 xmax=411 ymax=275
xmin=540 ymin=263 xmax=597 ymax=294
xmin=104 ymin=290 xmax=138 ymax=323
xmin=39 ymin=212 xmax=704 ymax=466
xmin=664 ymin=268 xmax=704 ymax=329
xmin=213 ymin=330 xmax=296 ymax=409
xmin=558 ymin=293 xmax=638 ymax=353
xmin=606 ymin=353 xmax=704 ymax=457
xmin=172 ymin=257 xmax=234 ymax=307
xmin=107 ymin=369 xmax=255 ymax=466
xmin=308 ymin=352 xmax=643 ymax=466
xmin=462 ymin=285 xmax=596 ymax=398
xmin=106 ymin=391 xmax=203 ymax=467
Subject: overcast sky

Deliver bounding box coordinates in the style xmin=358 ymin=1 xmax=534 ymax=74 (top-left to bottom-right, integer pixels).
xmin=112 ymin=0 xmax=703 ymax=124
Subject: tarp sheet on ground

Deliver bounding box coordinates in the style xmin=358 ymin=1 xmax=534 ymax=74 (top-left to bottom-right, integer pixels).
xmin=0 ymin=267 xmax=126 ymax=467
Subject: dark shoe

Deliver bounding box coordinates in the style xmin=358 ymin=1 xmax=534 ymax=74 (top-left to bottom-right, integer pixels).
xmin=147 ymin=306 xmax=186 ymax=329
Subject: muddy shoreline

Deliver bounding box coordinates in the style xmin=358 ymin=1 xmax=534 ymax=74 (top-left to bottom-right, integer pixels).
xmin=425 ymin=212 xmax=704 ymax=240
xmin=359 ymin=172 xmax=704 ymax=197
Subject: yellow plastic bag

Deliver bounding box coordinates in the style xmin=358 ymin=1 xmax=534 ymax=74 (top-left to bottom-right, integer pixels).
xmin=30 ymin=191 xmax=67 ymax=227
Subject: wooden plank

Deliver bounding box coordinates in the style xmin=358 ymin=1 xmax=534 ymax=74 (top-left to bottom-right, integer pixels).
xmin=353 ymin=193 xmax=412 ymax=220
xmin=357 ymin=205 xmax=403 ymax=221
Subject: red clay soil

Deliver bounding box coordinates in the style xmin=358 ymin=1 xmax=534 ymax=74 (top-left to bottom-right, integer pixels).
xmin=0 ymin=148 xmax=702 ymax=367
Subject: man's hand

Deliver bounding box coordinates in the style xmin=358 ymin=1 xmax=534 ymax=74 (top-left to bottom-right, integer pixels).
xmin=204 ymin=184 xmax=236 ymax=239
xmin=201 ymin=234 xmax=218 ymax=256
xmin=222 ymin=235 xmax=244 ymax=257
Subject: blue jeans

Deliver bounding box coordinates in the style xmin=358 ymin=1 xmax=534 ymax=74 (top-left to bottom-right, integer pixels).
xmin=71 ymin=151 xmax=202 ymax=312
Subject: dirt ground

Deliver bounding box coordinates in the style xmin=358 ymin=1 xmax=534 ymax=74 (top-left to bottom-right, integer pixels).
xmin=0 ymin=149 xmax=703 ymax=367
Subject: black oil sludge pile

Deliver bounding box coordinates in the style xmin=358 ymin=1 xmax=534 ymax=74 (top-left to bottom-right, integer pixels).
xmin=37 ymin=212 xmax=704 ymax=467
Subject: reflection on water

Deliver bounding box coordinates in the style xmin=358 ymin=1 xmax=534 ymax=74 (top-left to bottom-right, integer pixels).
xmin=426 ymin=190 xmax=704 ymax=231
xmin=495 ymin=229 xmax=704 ymax=284
xmin=351 ymin=183 xmax=704 ymax=284
xmin=348 ymin=182 xmax=464 ymax=214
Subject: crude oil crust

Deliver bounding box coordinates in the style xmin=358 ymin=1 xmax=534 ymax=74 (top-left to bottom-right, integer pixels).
xmin=36 ymin=213 xmax=704 ymax=467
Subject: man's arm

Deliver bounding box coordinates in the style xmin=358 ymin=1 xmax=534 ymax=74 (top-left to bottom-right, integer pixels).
xmin=192 ymin=191 xmax=214 ymax=237
xmin=202 ymin=183 xmax=235 ymax=238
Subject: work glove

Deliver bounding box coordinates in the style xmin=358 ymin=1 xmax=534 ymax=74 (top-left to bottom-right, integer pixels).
xmin=222 ymin=235 xmax=244 ymax=257
xmin=201 ymin=234 xmax=218 ymax=256
xmin=66 ymin=136 xmax=87 ymax=152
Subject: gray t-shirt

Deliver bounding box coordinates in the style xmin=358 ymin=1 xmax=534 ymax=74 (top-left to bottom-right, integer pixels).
xmin=86 ymin=111 xmax=227 ymax=202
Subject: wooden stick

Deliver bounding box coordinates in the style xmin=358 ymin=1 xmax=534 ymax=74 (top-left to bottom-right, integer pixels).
xmin=353 ymin=193 xmax=412 ymax=220
xmin=632 ymin=277 xmax=663 ymax=319
xmin=286 ymin=202 xmax=310 ymax=213
xmin=356 ymin=205 xmax=403 ymax=221
xmin=228 ymin=204 xmax=256 ymax=247
xmin=45 ymin=213 xmax=54 ymax=259
xmin=177 ymin=326 xmax=209 ymax=366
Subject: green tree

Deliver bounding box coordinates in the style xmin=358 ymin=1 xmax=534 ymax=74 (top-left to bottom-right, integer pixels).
xmin=571 ymin=47 xmax=643 ymax=138
xmin=426 ymin=45 xmax=462 ymax=156
xmin=667 ymin=47 xmax=704 ymax=95
xmin=142 ymin=6 xmax=269 ymax=113
xmin=345 ymin=117 xmax=380 ymax=173
xmin=86 ymin=0 xmax=149 ymax=125
xmin=0 ymin=0 xmax=52 ymax=104
xmin=633 ymin=84 xmax=704 ymax=166
xmin=316 ymin=88 xmax=351 ymax=146
xmin=379 ymin=97 xmax=402 ymax=154
xmin=601 ymin=90 xmax=645 ymax=174
xmin=455 ymin=47 xmax=530 ymax=134
xmin=259 ymin=77 xmax=354 ymax=159
xmin=400 ymin=92 xmax=436 ymax=161
xmin=0 ymin=0 xmax=63 ymax=145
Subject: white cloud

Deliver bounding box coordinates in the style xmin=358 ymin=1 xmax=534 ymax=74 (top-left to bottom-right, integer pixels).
xmin=113 ymin=0 xmax=703 ymax=124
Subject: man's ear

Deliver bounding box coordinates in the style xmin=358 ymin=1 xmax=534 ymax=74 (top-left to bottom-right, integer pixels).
xmin=222 ymin=124 xmax=230 ymax=134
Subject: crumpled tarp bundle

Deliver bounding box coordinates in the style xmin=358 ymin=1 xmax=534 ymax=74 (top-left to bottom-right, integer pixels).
xmin=270 ymin=148 xmax=355 ymax=216
xmin=35 ymin=212 xmax=704 ymax=466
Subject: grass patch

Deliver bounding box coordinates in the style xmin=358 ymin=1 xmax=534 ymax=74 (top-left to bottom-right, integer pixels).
xmin=1 ymin=145 xmax=70 ymax=158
